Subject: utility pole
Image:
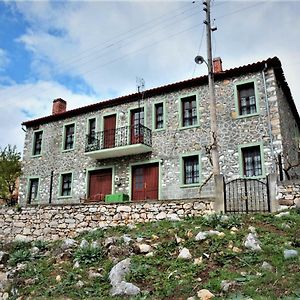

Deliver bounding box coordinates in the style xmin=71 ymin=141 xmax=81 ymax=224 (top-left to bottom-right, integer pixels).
xmin=203 ymin=0 xmax=220 ymax=176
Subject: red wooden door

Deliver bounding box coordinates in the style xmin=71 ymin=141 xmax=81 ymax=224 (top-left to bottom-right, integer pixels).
xmin=89 ymin=169 xmax=112 ymax=201
xmin=104 ymin=115 xmax=116 ymax=148
xmin=130 ymin=108 xmax=144 ymax=144
xmin=132 ymin=163 xmax=158 ymax=201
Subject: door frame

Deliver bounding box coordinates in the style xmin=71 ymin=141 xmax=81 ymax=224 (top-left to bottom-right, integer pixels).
xmin=85 ymin=166 xmax=115 ymax=200
xmin=129 ymin=159 xmax=162 ymax=201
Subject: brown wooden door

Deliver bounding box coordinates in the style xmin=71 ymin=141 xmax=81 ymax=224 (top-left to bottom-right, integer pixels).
xmin=89 ymin=169 xmax=112 ymax=201
xmin=130 ymin=108 xmax=144 ymax=144
xmin=132 ymin=163 xmax=158 ymax=201
xmin=103 ymin=114 xmax=116 ymax=148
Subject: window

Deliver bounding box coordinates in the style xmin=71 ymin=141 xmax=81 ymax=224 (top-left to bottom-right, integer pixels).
xmin=88 ymin=118 xmax=96 ymax=144
xmin=242 ymin=146 xmax=262 ymax=177
xmin=237 ymin=82 xmax=257 ymax=115
xmin=181 ymin=95 xmax=197 ymax=127
xmin=154 ymin=103 xmax=164 ymax=129
xmin=33 ymin=131 xmax=43 ymax=156
xmin=183 ymin=155 xmax=199 ymax=184
xmin=64 ymin=124 xmax=75 ymax=150
xmin=60 ymin=173 xmax=72 ymax=197
xmin=28 ymin=178 xmax=39 ymax=203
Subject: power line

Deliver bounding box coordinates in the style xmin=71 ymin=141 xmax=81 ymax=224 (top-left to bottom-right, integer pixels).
xmin=192 ymin=24 xmax=205 ymax=77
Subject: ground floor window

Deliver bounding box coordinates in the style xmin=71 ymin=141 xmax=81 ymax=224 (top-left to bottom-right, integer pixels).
xmin=28 ymin=178 xmax=39 ymax=203
xmin=183 ymin=155 xmax=199 ymax=184
xmin=60 ymin=173 xmax=72 ymax=197
xmin=241 ymin=145 xmax=262 ymax=177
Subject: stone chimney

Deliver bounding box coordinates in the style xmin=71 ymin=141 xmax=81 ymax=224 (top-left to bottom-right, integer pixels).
xmin=52 ymin=98 xmax=67 ymax=115
xmin=213 ymin=57 xmax=223 ymax=73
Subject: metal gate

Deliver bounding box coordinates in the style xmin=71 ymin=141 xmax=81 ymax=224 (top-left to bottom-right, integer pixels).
xmin=224 ymin=178 xmax=270 ymax=213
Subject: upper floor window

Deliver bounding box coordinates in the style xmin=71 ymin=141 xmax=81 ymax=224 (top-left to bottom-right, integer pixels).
xmin=181 ymin=95 xmax=197 ymax=127
xmin=33 ymin=131 xmax=43 ymax=156
xmin=60 ymin=173 xmax=72 ymax=197
xmin=241 ymin=145 xmax=262 ymax=177
xmin=88 ymin=118 xmax=96 ymax=144
xmin=63 ymin=123 xmax=75 ymax=150
xmin=183 ymin=155 xmax=199 ymax=185
xmin=237 ymin=82 xmax=257 ymax=116
xmin=154 ymin=102 xmax=164 ymax=130
xmin=28 ymin=178 xmax=39 ymax=203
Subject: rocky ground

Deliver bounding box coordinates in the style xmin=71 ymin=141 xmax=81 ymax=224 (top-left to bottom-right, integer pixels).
xmin=0 ymin=209 xmax=299 ymax=300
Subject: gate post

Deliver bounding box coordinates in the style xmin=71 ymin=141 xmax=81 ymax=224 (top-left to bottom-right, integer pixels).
xmin=267 ymin=173 xmax=279 ymax=212
xmin=214 ymin=174 xmax=225 ymax=213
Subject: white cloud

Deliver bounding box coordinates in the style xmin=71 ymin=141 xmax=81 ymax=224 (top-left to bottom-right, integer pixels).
xmin=0 ymin=49 xmax=10 ymax=71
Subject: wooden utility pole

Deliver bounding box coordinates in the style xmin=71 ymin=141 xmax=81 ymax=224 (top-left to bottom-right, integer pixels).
xmin=203 ymin=0 xmax=220 ymax=175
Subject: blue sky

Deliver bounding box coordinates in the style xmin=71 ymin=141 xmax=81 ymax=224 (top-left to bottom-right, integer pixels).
xmin=0 ymin=0 xmax=300 ymax=152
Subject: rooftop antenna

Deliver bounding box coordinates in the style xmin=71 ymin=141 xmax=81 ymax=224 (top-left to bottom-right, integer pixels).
xmin=136 ymin=77 xmax=145 ymax=125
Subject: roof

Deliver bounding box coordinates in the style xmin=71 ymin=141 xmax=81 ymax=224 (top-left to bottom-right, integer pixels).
xmin=22 ymin=56 xmax=300 ymax=128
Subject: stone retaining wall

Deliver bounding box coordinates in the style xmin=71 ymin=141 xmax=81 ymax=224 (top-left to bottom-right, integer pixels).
xmin=0 ymin=199 xmax=213 ymax=242
xmin=277 ymin=180 xmax=300 ymax=209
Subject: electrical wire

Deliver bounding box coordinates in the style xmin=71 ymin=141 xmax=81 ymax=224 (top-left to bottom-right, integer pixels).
xmin=192 ymin=24 xmax=205 ymax=78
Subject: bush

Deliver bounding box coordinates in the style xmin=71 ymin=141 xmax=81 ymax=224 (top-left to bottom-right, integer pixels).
xmin=73 ymin=246 xmax=104 ymax=265
xmin=9 ymin=249 xmax=31 ymax=266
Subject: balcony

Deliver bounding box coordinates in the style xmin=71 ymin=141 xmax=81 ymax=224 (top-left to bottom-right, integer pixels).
xmin=85 ymin=124 xmax=152 ymax=160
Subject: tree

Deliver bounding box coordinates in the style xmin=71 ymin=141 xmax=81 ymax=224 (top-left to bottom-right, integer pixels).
xmin=0 ymin=145 xmax=22 ymax=205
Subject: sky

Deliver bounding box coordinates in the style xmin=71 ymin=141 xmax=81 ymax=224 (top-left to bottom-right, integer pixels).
xmin=0 ymin=0 xmax=300 ymax=153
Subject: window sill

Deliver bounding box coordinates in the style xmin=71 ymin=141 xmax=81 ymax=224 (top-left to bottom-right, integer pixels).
xmin=180 ymin=183 xmax=200 ymax=188
xmin=62 ymin=148 xmax=75 ymax=153
xmin=31 ymin=154 xmax=42 ymax=158
xmin=153 ymin=128 xmax=166 ymax=132
xmin=178 ymin=124 xmax=200 ymax=130
xmin=235 ymin=112 xmax=260 ymax=119
xmin=241 ymin=174 xmax=265 ymax=180
xmin=58 ymin=195 xmax=73 ymax=199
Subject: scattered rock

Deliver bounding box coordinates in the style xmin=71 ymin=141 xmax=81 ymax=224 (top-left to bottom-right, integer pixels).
xmin=232 ymin=247 xmax=242 ymax=253
xmin=218 ymin=232 xmax=225 ymax=238
xmin=104 ymin=237 xmax=117 ymax=248
xmin=80 ymin=239 xmax=89 ymax=248
xmin=194 ymin=257 xmax=203 ymax=265
xmin=91 ymin=241 xmax=101 ymax=249
xmin=261 ymin=261 xmax=273 ymax=271
xmin=187 ymin=297 xmax=196 ymax=300
xmin=244 ymin=233 xmax=262 ymax=251
xmin=230 ymin=226 xmax=239 ymax=232
xmin=178 ymin=248 xmax=192 ymax=260
xmin=109 ymin=258 xmax=140 ymax=296
xmin=73 ymin=261 xmax=80 ymax=269
xmin=30 ymin=247 xmax=40 ymax=256
xmin=0 ymin=252 xmax=9 ymax=265
xmin=145 ymin=252 xmax=154 ymax=257
xmin=275 ymin=212 xmax=290 ymax=218
xmin=122 ymin=235 xmax=132 ymax=244
xmin=88 ymin=269 xmax=103 ymax=279
xmin=56 ymin=275 xmax=62 ymax=282
xmin=186 ymin=230 xmax=194 ymax=238
xmin=197 ymin=289 xmax=215 ymax=300
xmin=136 ymin=243 xmax=152 ymax=254
xmin=195 ymin=230 xmax=220 ymax=241
xmin=75 ymin=280 xmax=84 ymax=288
xmin=110 ymin=281 xmax=140 ymax=296
xmin=3 ymin=292 xmax=9 ymax=300
xmin=221 ymin=280 xmax=235 ymax=292
xmin=248 ymin=226 xmax=256 ymax=233
xmin=61 ymin=238 xmax=76 ymax=250
xmin=284 ymin=249 xmax=298 ymax=259
xmin=175 ymin=234 xmax=185 ymax=244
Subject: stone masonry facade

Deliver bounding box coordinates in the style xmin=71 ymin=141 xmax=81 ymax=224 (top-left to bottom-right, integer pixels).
xmin=18 ymin=57 xmax=300 ymax=205
xmin=0 ymin=200 xmax=213 ymax=242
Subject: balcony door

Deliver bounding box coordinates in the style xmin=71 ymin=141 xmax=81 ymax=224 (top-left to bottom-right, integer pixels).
xmin=131 ymin=108 xmax=144 ymax=144
xmin=103 ymin=114 xmax=116 ymax=148
xmin=132 ymin=163 xmax=158 ymax=201
xmin=88 ymin=168 xmax=112 ymax=201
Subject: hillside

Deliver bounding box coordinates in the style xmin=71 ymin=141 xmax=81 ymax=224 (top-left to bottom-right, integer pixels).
xmin=0 ymin=209 xmax=299 ymax=300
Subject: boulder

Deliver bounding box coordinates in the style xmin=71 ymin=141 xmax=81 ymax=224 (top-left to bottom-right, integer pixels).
xmin=110 ymin=281 xmax=140 ymax=296
xmin=244 ymin=233 xmax=262 ymax=251
xmin=284 ymin=249 xmax=298 ymax=259
xmin=136 ymin=243 xmax=152 ymax=254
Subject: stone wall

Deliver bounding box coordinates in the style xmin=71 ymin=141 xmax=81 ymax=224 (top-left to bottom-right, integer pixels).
xmin=0 ymin=199 xmax=213 ymax=242
xmin=277 ymin=180 xmax=300 ymax=209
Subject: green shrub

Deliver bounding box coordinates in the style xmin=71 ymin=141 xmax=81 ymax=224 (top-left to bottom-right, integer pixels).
xmin=73 ymin=246 xmax=104 ymax=265
xmin=9 ymin=249 xmax=31 ymax=266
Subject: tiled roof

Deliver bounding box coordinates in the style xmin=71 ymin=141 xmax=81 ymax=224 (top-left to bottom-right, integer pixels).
xmin=22 ymin=56 xmax=300 ymax=127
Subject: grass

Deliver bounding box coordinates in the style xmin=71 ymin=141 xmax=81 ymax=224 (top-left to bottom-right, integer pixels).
xmin=1 ymin=209 xmax=299 ymax=299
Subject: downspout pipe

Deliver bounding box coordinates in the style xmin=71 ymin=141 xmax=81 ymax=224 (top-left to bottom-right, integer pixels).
xmin=262 ymin=63 xmax=276 ymax=173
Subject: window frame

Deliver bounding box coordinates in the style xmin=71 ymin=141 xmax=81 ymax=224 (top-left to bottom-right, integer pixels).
xmin=180 ymin=152 xmax=201 ymax=188
xmin=27 ymin=177 xmax=40 ymax=204
xmin=62 ymin=122 xmax=76 ymax=152
xmin=238 ymin=142 xmax=265 ymax=179
xmin=178 ymin=93 xmax=199 ymax=129
xmin=234 ymin=79 xmax=260 ymax=118
xmin=152 ymin=101 xmax=166 ymax=131
xmin=58 ymin=172 xmax=73 ymax=198
xmin=86 ymin=117 xmax=97 ymax=145
xmin=32 ymin=130 xmax=43 ymax=157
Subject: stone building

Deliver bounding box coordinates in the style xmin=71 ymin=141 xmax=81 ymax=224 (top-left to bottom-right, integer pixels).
xmin=19 ymin=57 xmax=300 ymax=206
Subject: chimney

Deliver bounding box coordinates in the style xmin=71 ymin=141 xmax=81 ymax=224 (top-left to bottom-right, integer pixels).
xmin=52 ymin=98 xmax=67 ymax=115
xmin=213 ymin=57 xmax=223 ymax=73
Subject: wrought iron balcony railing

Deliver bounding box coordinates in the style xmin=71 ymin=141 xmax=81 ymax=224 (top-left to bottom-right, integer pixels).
xmin=85 ymin=124 xmax=152 ymax=153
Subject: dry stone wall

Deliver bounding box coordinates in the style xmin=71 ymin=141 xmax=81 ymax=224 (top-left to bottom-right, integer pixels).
xmin=0 ymin=199 xmax=213 ymax=242
xmin=277 ymin=180 xmax=300 ymax=209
